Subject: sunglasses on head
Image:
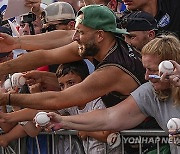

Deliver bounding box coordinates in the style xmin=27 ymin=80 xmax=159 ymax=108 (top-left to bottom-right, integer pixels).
xmin=118 ymin=10 xmax=155 ymax=29
xmin=41 ymin=19 xmax=73 ymax=33
xmin=41 ymin=24 xmax=58 ymax=33
xmin=119 ymin=17 xmax=153 ymax=29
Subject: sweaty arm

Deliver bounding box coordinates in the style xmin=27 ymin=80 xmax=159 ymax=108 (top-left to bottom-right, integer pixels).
xmin=49 ymin=96 xmax=147 ymax=132
xmin=0 ymin=41 xmax=81 ymax=76
xmin=0 ymin=65 xmax=140 ymax=110
xmin=0 ymin=108 xmax=38 ymax=123
xmin=19 ymin=30 xmax=74 ymax=50
xmin=0 ymin=30 xmax=74 ymax=52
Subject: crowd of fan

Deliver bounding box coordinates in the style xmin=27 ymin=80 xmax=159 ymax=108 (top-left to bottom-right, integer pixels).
xmin=0 ymin=0 xmax=179 ymax=153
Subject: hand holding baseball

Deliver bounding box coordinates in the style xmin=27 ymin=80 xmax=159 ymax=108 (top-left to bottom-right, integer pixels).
xmin=167 ymin=118 xmax=180 ymax=145
xmin=34 ymin=112 xmax=50 ymax=127
xmin=160 ymin=61 xmax=180 ymax=87
xmin=41 ymin=112 xmax=63 ymax=132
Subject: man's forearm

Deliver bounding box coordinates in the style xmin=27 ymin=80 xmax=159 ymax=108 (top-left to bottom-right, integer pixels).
xmin=2 ymin=86 xmax=90 ymax=110
xmin=61 ymin=109 xmax=109 ymax=131
xmin=0 ymin=41 xmax=80 ymax=77
xmin=19 ymin=30 xmax=74 ymax=51
xmin=0 ymin=49 xmax=51 ymax=76
xmin=3 ymin=108 xmax=38 ymax=123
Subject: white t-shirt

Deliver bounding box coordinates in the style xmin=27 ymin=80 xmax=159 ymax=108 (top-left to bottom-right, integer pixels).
xmin=58 ymin=98 xmax=121 ymax=154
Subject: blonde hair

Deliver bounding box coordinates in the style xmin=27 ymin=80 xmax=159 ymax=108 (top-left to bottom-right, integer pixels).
xmin=142 ymin=34 xmax=180 ymax=105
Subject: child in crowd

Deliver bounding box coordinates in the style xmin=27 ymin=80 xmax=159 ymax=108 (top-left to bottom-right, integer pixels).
xmin=55 ymin=60 xmax=121 ymax=154
xmin=0 ymin=60 xmax=121 ymax=153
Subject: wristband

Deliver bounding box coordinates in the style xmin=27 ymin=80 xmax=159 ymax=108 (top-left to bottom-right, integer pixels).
xmin=19 ymin=121 xmax=28 ymax=126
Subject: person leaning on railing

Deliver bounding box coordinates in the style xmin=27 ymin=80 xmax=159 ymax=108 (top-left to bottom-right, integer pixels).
xmin=45 ymin=34 xmax=180 ymax=154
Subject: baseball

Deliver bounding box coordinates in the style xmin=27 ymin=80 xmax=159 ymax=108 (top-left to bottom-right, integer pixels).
xmin=34 ymin=112 xmax=50 ymax=127
xmin=11 ymin=73 xmax=26 ymax=87
xmin=167 ymin=118 xmax=180 ymax=130
xmin=158 ymin=60 xmax=174 ymax=75
xmin=4 ymin=78 xmax=12 ymax=91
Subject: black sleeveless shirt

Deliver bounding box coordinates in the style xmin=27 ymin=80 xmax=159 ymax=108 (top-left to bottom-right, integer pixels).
xmin=94 ymin=37 xmax=162 ymax=153
xmin=95 ymin=37 xmax=146 ymax=107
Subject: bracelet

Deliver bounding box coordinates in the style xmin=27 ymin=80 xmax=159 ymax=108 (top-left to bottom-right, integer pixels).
xmin=19 ymin=121 xmax=28 ymax=126
xmin=8 ymin=93 xmax=11 ymax=106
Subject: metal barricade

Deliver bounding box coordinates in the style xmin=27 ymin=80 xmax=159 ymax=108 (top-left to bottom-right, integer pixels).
xmin=0 ymin=129 xmax=169 ymax=154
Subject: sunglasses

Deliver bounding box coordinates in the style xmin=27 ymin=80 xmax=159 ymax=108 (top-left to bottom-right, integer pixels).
xmin=41 ymin=24 xmax=58 ymax=33
xmin=119 ymin=17 xmax=153 ymax=29
xmin=41 ymin=19 xmax=73 ymax=33
xmin=117 ymin=10 xmax=156 ymax=29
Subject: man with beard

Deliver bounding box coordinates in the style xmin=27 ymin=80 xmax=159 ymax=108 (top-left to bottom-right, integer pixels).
xmin=44 ymin=34 xmax=180 ymax=154
xmin=0 ymin=6 xmax=154 ymax=152
xmin=0 ymin=6 xmax=147 ymax=152
xmin=0 ymin=5 xmax=146 ymax=113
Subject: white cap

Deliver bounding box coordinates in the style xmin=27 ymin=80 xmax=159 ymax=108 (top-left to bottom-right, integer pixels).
xmin=44 ymin=2 xmax=75 ymax=23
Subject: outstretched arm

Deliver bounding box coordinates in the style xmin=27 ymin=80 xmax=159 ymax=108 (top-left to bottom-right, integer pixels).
xmin=0 ymin=41 xmax=80 ymax=76
xmin=47 ymin=96 xmax=146 ymax=132
xmin=0 ymin=124 xmax=27 ymax=147
xmin=0 ymin=30 xmax=74 ymax=52
xmin=0 ymin=108 xmax=38 ymax=123
xmin=22 ymin=121 xmax=42 ymax=137
xmin=19 ymin=30 xmax=74 ymax=50
xmin=0 ymin=65 xmax=139 ymax=110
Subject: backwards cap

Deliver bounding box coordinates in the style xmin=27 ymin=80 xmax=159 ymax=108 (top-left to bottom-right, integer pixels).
xmin=44 ymin=2 xmax=75 ymax=23
xmin=121 ymin=11 xmax=157 ymax=32
xmin=76 ymin=5 xmax=129 ymax=34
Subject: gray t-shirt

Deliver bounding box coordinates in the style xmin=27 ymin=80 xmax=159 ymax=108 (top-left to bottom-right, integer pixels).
xmin=131 ymin=82 xmax=180 ymax=153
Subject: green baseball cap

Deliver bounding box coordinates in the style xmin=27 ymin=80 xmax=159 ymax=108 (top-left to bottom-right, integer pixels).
xmin=76 ymin=5 xmax=129 ymax=34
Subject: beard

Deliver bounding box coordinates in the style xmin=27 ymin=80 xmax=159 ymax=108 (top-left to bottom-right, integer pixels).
xmin=78 ymin=40 xmax=100 ymax=57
